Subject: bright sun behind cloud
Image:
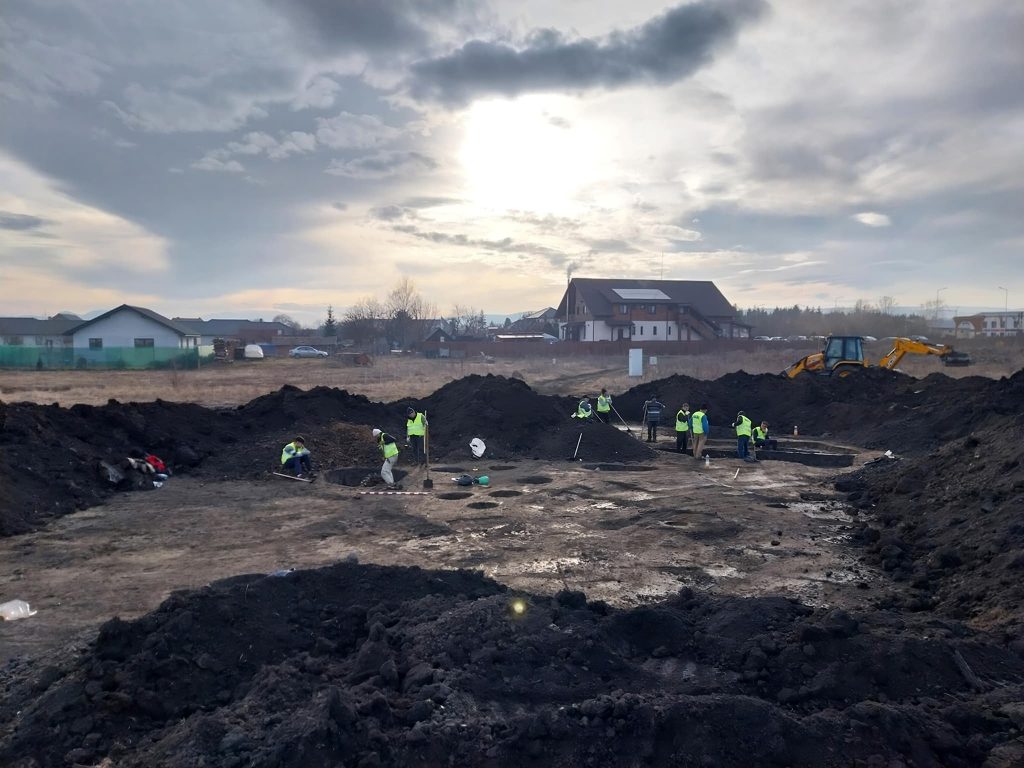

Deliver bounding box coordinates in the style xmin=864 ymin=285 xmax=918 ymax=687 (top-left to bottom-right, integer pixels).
xmin=458 ymin=97 xmax=606 ymax=214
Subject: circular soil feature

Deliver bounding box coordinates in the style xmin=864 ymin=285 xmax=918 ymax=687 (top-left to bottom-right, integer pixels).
xmin=325 ymin=467 xmax=408 ymax=487
xmin=437 ymin=492 xmax=473 ymax=500
xmin=488 ymin=465 xmax=516 ymax=471
xmin=582 ymin=463 xmax=656 ymax=472
xmin=432 ymin=466 xmax=467 ymax=473
xmin=489 ymin=490 xmax=522 ymax=498
xmin=467 ymin=501 xmax=500 ymax=509
xmin=519 ymin=475 xmax=553 ymax=484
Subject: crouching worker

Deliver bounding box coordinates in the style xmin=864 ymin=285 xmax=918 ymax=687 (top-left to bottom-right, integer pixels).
xmin=753 ymin=421 xmax=778 ymax=450
xmin=373 ymin=428 xmax=401 ymax=489
xmin=281 ymin=436 xmax=312 ymax=477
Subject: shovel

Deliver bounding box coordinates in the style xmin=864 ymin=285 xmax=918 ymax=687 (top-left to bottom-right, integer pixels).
xmin=569 ymin=432 xmax=583 ymax=461
xmin=422 ymin=410 xmax=433 ymax=489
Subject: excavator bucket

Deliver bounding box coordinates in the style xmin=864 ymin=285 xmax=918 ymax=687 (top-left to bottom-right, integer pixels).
xmin=942 ymin=351 xmax=972 ymax=367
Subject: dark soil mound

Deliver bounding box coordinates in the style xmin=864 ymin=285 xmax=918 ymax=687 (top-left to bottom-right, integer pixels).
xmin=615 ymin=368 xmax=1024 ymax=454
xmin=2 ymin=563 xmax=1022 ymax=767
xmin=0 ymin=398 xmax=232 ymax=536
xmin=837 ymin=412 xmax=1024 ymax=635
xmin=414 ymin=375 xmax=654 ymax=463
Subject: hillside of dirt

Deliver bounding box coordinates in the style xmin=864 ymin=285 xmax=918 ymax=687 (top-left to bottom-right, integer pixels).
xmin=837 ymin=414 xmax=1024 ymax=636
xmin=2 ymin=562 xmax=1022 ymax=768
xmin=615 ymin=368 xmax=1024 ymax=455
xmin=0 ymin=376 xmax=651 ymax=535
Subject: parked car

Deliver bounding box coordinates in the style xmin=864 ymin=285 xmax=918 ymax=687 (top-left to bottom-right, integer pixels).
xmin=861 ymin=335 xmax=878 ymax=342
xmin=753 ymin=335 xmax=772 ymax=341
xmin=289 ymin=346 xmax=328 ymax=358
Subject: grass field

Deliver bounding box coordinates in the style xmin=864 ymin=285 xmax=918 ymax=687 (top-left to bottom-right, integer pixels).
xmin=0 ymin=340 xmax=1020 ymax=407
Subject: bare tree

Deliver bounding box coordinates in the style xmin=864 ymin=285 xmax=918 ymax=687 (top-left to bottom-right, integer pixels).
xmin=386 ymin=277 xmax=437 ymax=348
xmin=877 ymin=296 xmax=896 ymax=315
xmin=449 ymin=304 xmax=489 ymax=337
xmin=272 ymin=313 xmax=301 ymax=330
xmin=921 ymin=298 xmax=947 ymax=323
xmin=342 ymin=297 xmax=386 ymax=344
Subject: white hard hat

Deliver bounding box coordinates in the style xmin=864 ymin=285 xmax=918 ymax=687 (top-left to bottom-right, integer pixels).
xmin=372 ymin=428 xmax=382 ymax=438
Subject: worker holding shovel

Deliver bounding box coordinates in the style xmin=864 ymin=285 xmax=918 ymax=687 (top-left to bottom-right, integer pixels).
xmin=406 ymin=406 xmax=428 ymax=465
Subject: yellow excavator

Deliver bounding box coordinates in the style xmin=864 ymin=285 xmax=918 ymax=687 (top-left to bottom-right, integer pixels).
xmin=784 ymin=336 xmax=971 ymax=378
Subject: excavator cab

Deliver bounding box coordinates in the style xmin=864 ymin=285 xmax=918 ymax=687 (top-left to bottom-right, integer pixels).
xmin=784 ymin=335 xmax=867 ymax=378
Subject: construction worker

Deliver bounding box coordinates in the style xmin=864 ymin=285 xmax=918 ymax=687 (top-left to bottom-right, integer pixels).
xmin=573 ymin=397 xmax=593 ymax=420
xmin=596 ymin=388 xmax=613 ymax=422
xmin=281 ymin=436 xmax=312 ymax=477
xmin=675 ymin=403 xmax=691 ymax=453
xmin=691 ymin=405 xmax=709 ymax=459
xmin=372 ymin=428 xmax=401 ymax=488
xmin=642 ymin=393 xmax=665 ymax=442
xmin=734 ymin=411 xmax=756 ymax=462
xmin=406 ymin=406 xmax=428 ymax=464
xmin=753 ymin=421 xmax=778 ymax=450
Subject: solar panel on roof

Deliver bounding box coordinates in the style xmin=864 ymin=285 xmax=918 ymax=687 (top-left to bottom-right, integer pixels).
xmin=612 ymin=288 xmax=671 ymax=300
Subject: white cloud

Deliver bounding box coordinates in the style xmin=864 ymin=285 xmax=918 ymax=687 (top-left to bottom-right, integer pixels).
xmin=853 ymin=211 xmax=892 ymax=228
xmin=290 ymin=74 xmax=341 ymax=111
xmin=315 ymin=112 xmax=400 ymax=149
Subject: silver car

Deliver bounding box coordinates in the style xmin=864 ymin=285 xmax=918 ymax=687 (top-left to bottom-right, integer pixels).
xmin=288 ymin=346 xmax=329 ymax=358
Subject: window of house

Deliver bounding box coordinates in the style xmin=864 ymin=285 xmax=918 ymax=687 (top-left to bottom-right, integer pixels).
xmin=648 ymin=305 xmax=656 ymax=314
xmin=6 ymin=336 xmax=23 ymax=345
xmin=639 ymin=326 xmax=644 ymax=336
xmin=620 ymin=304 xmax=627 ymax=314
xmin=653 ymin=326 xmax=658 ymax=335
xmin=667 ymin=326 xmax=673 ymax=336
xmin=582 ymin=326 xmax=586 ymax=340
xmin=89 ymin=338 xmax=103 ymax=349
xmin=134 ymin=338 xmax=155 ymax=348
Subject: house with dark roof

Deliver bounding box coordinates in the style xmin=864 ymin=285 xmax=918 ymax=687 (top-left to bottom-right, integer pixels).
xmin=556 ymin=278 xmax=749 ymax=342
xmin=0 ymin=313 xmax=80 ymax=347
xmin=505 ymin=307 xmax=559 ymax=338
xmin=66 ymin=305 xmax=201 ymax=352
xmin=172 ymin=318 xmax=293 ymax=345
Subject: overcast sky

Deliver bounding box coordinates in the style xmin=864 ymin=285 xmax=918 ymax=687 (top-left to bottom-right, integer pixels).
xmin=1 ymin=0 xmax=1021 ymax=322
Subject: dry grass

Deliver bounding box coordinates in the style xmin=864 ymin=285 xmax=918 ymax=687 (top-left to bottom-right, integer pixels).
xmin=0 ymin=342 xmax=1020 ymax=407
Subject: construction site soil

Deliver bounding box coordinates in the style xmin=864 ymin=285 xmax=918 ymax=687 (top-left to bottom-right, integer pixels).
xmin=2 ymin=370 xmax=1024 ymax=767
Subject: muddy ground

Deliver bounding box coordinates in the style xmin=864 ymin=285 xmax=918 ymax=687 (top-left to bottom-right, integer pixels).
xmin=2 ymin=371 xmax=1024 ymax=767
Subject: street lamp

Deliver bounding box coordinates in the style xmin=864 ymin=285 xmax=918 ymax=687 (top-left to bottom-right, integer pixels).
xmin=998 ymin=286 xmax=1008 ymax=312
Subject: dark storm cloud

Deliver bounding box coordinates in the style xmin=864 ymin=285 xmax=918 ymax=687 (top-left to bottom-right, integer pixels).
xmin=270 ymin=0 xmax=481 ymax=53
xmin=0 ymin=211 xmax=51 ymax=231
xmin=408 ymin=0 xmax=768 ymax=105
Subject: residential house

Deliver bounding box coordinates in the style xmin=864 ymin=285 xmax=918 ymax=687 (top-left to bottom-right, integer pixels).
xmin=0 ymin=313 xmax=80 ymax=348
xmin=954 ymin=311 xmax=1024 ymax=338
xmin=173 ymin=317 xmax=293 ymax=346
xmin=556 ymin=278 xmax=749 ymax=342
xmin=66 ymin=305 xmax=201 ymax=357
xmin=505 ymin=308 xmax=560 ymax=338
xmin=0 ymin=313 xmax=80 ymax=367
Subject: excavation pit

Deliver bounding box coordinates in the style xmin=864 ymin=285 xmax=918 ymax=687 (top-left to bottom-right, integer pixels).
xmin=489 ymin=490 xmax=523 ymax=498
xmin=518 ymin=475 xmax=554 ymax=484
xmin=582 ymin=463 xmax=657 ymax=472
xmin=437 ymin=492 xmax=473 ymax=500
xmin=324 ymin=467 xmax=408 ymax=487
xmin=467 ymin=501 xmax=500 ymax=509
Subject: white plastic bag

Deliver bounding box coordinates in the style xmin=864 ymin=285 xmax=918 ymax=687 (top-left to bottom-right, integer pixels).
xmin=0 ymin=599 xmax=37 ymax=621
xmin=469 ymin=438 xmax=486 ymax=458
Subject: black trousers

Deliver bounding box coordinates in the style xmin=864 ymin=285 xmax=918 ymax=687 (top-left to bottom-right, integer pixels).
xmin=646 ymin=422 xmax=659 ymax=441
xmin=675 ymin=430 xmax=689 ymax=452
xmin=409 ymin=434 xmax=425 ymax=463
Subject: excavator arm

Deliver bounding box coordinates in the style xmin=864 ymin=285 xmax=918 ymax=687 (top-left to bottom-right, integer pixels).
xmin=878 ymin=338 xmax=971 ymax=369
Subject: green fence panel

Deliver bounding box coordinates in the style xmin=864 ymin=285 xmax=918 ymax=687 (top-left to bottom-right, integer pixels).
xmin=0 ymin=346 xmax=201 ymax=370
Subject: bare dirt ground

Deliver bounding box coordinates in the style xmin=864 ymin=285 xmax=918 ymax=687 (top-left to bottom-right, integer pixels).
xmin=0 ymin=441 xmax=883 ymax=662
xmin=1 ymin=335 xmax=1018 ymax=408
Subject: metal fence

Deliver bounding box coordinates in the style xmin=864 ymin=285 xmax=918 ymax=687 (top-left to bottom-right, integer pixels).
xmin=0 ymin=346 xmax=204 ymax=370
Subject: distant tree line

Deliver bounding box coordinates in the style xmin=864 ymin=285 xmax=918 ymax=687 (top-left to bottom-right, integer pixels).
xmin=738 ymin=297 xmax=932 ymax=338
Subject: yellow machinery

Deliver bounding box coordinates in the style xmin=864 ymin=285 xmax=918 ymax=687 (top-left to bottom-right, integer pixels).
xmin=785 ymin=336 xmax=970 ymax=378
xmin=878 ymin=337 xmax=971 ymax=369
